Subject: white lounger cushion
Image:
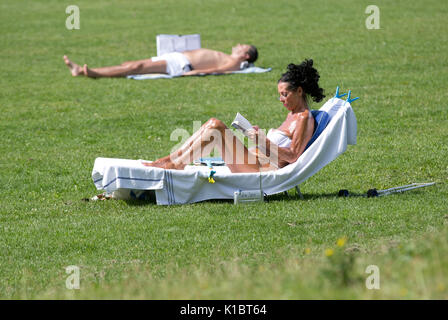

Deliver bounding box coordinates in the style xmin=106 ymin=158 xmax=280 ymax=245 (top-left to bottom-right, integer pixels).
xmin=91 ymin=97 xmax=357 ymax=205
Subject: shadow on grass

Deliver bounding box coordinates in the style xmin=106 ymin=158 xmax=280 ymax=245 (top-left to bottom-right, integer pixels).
xmin=118 ymin=190 xmax=370 ymax=206
xmin=111 ymin=189 xmax=430 ymax=207
xmin=86 ymin=188 xmax=431 ymax=207
xmin=88 ymin=186 xmax=434 ymax=206
xmin=263 ymin=191 xmax=359 ymax=202
xmin=123 ymin=197 xmax=235 ymax=206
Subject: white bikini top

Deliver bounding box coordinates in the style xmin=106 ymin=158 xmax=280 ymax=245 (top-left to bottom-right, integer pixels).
xmin=266 ymin=129 xmax=292 ymax=148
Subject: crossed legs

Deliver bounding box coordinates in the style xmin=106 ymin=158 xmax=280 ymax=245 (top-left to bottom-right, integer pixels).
xmin=63 ymin=56 xmax=167 ymax=78
xmin=143 ymin=118 xmax=264 ymax=173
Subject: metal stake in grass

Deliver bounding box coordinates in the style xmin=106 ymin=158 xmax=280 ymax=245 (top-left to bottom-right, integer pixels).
xmin=338 ymin=182 xmax=435 ymax=198
xmin=366 ymin=182 xmax=436 ymax=197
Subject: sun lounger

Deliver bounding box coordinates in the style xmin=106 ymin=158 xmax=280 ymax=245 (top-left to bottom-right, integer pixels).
xmin=91 ymin=91 xmax=357 ymax=205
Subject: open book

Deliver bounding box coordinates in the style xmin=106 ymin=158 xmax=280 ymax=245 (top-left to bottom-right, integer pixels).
xmin=231 ymin=113 xmax=253 ymax=136
xmin=156 ymin=34 xmax=201 ymax=57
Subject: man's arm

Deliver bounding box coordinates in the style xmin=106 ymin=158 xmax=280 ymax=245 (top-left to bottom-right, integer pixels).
xmin=183 ymin=61 xmax=240 ymax=76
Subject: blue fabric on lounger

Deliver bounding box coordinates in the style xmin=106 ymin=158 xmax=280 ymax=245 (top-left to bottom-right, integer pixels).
xmin=304 ymin=110 xmax=331 ymax=151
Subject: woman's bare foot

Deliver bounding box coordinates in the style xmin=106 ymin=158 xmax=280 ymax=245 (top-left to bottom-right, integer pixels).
xmin=63 ymin=55 xmax=85 ymax=76
xmin=142 ymin=157 xmax=184 ymax=170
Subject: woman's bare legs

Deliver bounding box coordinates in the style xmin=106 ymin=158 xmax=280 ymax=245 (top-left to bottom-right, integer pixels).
xmin=144 ymin=118 xmax=262 ymax=173
xmin=63 ymin=56 xmax=167 ymax=78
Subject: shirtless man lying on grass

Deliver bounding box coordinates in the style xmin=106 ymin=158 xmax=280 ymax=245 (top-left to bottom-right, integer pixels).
xmin=63 ymin=44 xmax=258 ymax=78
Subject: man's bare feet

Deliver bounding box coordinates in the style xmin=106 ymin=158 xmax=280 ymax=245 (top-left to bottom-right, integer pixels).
xmin=63 ymin=55 xmax=85 ymax=76
xmin=83 ymin=64 xmax=98 ymax=78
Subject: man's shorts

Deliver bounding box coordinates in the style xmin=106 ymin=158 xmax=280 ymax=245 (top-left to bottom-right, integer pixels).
xmin=151 ymin=52 xmax=193 ymax=76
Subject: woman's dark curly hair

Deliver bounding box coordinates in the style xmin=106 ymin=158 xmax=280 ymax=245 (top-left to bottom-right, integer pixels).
xmin=278 ymin=59 xmax=325 ymax=103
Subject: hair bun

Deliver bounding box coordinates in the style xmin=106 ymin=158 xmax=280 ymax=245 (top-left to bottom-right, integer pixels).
xmin=287 ymin=63 xmax=299 ymax=72
xmin=278 ymin=59 xmax=325 ymax=103
xmin=304 ymin=59 xmax=313 ymax=67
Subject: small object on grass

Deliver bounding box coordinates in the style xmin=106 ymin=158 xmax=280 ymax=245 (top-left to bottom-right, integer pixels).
xmin=83 ymin=192 xmax=113 ymax=201
xmin=338 ymin=189 xmax=350 ymax=197
xmin=367 ymin=188 xmax=379 ymax=198
xmin=234 ymin=189 xmax=264 ymax=204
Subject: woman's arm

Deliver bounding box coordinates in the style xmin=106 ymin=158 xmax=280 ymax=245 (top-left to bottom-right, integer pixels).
xmin=278 ymin=112 xmax=313 ymax=166
xmin=251 ymin=111 xmax=313 ymax=168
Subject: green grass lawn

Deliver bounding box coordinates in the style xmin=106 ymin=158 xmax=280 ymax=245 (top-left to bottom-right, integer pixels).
xmin=0 ymin=0 xmax=447 ymax=299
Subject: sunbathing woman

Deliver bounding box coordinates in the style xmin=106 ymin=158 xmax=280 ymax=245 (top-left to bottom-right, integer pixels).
xmin=143 ymin=59 xmax=325 ymax=173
